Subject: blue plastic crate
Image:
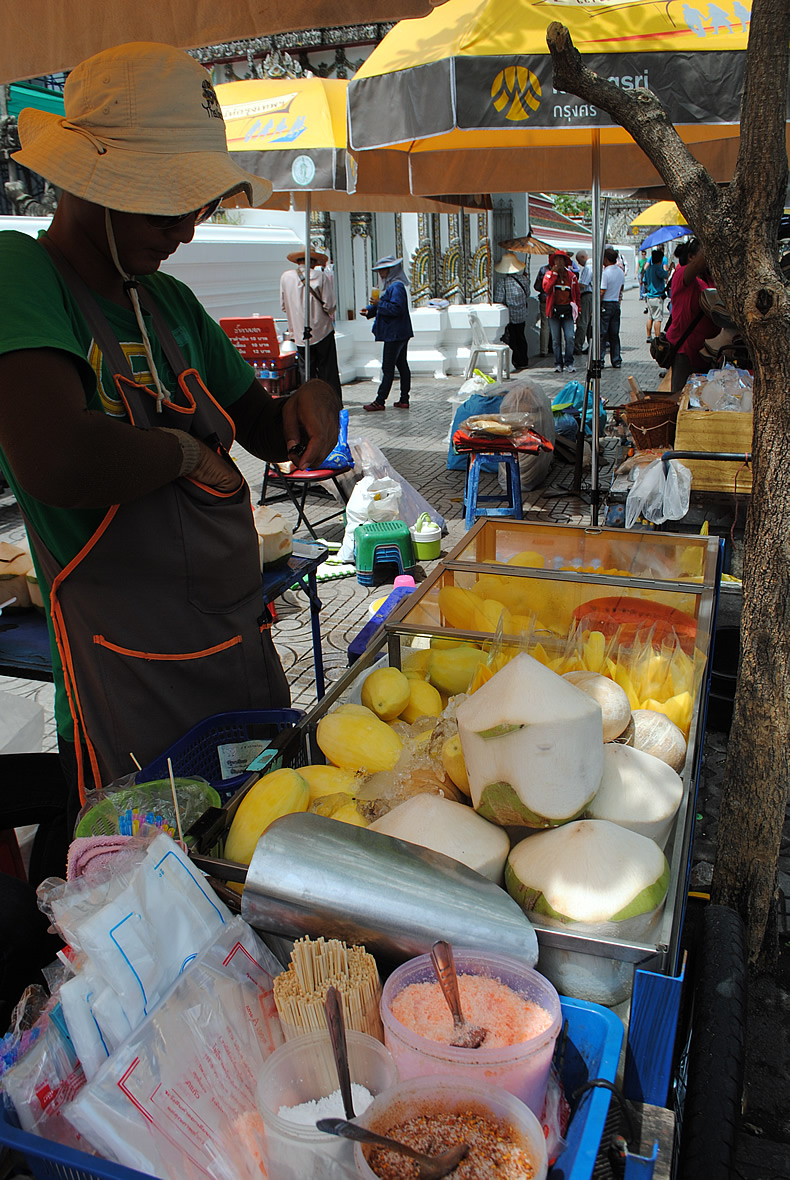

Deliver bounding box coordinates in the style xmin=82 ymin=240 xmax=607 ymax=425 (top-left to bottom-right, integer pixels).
xmin=139 ymin=708 xmax=304 ymax=800
xmin=0 ymin=995 xmax=622 ymax=1179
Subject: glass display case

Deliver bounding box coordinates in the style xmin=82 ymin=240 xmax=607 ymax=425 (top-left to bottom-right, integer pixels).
xmin=375 ymin=519 xmax=722 ymax=1002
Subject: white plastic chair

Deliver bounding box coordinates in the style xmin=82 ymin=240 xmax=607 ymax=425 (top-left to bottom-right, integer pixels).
xmin=463 ymin=311 xmax=512 ymax=382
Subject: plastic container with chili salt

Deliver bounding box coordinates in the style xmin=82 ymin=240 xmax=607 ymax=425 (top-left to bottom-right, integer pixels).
xmin=256 ymin=1029 xmax=397 ymax=1180
xmin=380 ymin=951 xmax=561 ymax=1117
xmin=353 ymin=1075 xmax=548 ymax=1180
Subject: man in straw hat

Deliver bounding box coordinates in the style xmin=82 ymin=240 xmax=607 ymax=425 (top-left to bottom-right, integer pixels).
xmin=280 ymin=246 xmax=342 ymax=402
xmin=493 ymin=251 xmax=531 ymax=371
xmin=0 ymin=42 xmax=339 ymax=814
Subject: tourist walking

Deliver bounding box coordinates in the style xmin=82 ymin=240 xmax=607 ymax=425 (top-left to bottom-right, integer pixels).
xmin=493 ymin=252 xmax=531 ymax=370
xmin=543 ymin=250 xmax=580 ymax=374
xmin=533 ymin=261 xmax=551 ymax=357
xmin=600 ymin=247 xmax=625 ymax=368
xmin=361 ymin=255 xmax=413 ymax=410
xmin=643 ymin=249 xmax=669 ymax=344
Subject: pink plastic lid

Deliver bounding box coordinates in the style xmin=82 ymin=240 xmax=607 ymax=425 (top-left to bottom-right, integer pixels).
xmin=394 ymin=574 xmax=416 ymax=589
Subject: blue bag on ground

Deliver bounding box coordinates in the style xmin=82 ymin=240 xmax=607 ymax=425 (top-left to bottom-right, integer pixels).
xmin=320 ymin=408 xmax=354 ymax=470
xmin=447 ymin=393 xmax=504 ymax=472
xmin=551 ymin=381 xmax=606 ymax=438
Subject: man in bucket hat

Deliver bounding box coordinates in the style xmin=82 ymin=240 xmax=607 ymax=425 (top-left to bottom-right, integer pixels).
xmin=0 ymin=42 xmax=339 ymax=816
xmin=360 ymin=255 xmax=413 ymax=411
xmin=280 ymin=246 xmax=342 ymax=402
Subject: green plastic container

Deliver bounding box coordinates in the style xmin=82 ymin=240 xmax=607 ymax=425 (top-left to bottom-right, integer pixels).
xmin=410 ymin=512 xmax=442 ymax=560
xmin=75 ymin=778 xmax=221 ymax=838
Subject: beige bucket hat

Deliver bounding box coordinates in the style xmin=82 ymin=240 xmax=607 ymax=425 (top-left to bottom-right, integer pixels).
xmin=287 ymin=247 xmax=329 ymax=267
xmin=12 ymin=42 xmax=273 ymax=216
xmin=494 ymin=252 xmax=525 ymax=274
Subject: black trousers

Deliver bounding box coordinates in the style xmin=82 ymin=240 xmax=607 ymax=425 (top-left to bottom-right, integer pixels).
xmin=506 ymin=320 xmax=530 ymax=369
xmin=297 ymin=331 xmax=342 ymax=404
xmin=375 ymin=339 xmax=411 ymax=404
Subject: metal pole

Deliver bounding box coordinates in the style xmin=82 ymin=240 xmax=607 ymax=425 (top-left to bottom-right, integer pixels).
xmin=303 ymin=191 xmax=312 ymax=382
xmin=589 ymin=131 xmax=602 ymax=525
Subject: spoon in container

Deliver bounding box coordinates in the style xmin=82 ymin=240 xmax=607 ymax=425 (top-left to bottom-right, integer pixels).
xmin=324 ymin=985 xmax=355 ymax=1120
xmin=430 ymin=939 xmax=488 ymax=1049
xmin=316 ymin=1117 xmax=469 ymax=1179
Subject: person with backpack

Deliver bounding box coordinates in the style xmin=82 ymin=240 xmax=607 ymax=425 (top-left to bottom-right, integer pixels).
xmin=644 ymin=248 xmax=669 ymax=344
xmin=543 ymin=250 xmax=580 ymax=373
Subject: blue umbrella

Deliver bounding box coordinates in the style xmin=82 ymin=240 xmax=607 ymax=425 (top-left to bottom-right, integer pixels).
xmin=640 ymin=225 xmax=688 ymax=252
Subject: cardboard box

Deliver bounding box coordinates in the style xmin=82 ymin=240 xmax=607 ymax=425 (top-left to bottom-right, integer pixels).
xmin=674 ymin=394 xmax=753 ymax=494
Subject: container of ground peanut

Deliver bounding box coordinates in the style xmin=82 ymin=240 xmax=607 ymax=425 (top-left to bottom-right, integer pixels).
xmin=354 ymin=1075 xmax=548 ymax=1180
xmin=256 ymin=1029 xmax=398 ymax=1180
xmin=380 ymin=951 xmax=561 ymax=1117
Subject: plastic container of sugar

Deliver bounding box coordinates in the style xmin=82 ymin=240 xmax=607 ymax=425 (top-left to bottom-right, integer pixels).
xmin=380 ymin=951 xmax=561 ymax=1116
xmin=256 ymin=1029 xmax=397 ymax=1180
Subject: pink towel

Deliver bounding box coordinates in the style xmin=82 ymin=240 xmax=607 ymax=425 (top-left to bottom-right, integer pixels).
xmin=66 ymin=835 xmax=138 ymax=883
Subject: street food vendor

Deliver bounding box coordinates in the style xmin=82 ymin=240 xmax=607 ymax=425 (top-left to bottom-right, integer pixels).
xmin=0 ymin=42 xmax=339 ymax=817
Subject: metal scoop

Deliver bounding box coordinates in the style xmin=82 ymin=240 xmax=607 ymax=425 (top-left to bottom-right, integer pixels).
xmin=316 ymin=1117 xmax=469 ymax=1179
xmin=324 ymin=985 xmax=355 ymax=1121
xmin=430 ymin=939 xmax=488 ymax=1049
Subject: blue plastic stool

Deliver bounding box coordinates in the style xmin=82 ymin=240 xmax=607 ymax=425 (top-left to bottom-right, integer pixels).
xmin=463 ymin=451 xmax=523 ymax=530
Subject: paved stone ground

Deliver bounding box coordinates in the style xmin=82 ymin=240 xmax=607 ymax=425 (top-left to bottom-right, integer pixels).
xmin=1 ymin=291 xmax=788 ymax=1174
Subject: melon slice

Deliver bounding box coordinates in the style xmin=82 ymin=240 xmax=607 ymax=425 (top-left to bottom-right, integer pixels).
xmin=456 ymin=652 xmax=604 ymax=828
xmin=585 ymin=744 xmax=684 ymax=848
xmin=370 ymin=794 xmax=510 ymax=883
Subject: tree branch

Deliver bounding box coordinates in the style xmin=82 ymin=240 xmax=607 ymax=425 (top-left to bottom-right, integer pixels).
xmin=545 ymin=21 xmax=721 ymax=227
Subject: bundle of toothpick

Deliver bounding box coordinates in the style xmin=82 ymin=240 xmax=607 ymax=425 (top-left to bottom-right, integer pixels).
xmin=273 ymin=935 xmax=383 ymax=1042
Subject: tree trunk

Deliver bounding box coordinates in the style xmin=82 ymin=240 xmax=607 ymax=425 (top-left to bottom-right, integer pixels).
xmin=547 ymin=0 xmax=790 ymax=967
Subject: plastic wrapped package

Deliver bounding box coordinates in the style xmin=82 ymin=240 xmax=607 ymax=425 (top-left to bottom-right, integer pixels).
xmin=499 ymin=378 xmax=556 ymax=491
xmin=2 ymin=1009 xmax=88 ymax=1153
xmin=65 ymin=917 xmax=284 ymax=1180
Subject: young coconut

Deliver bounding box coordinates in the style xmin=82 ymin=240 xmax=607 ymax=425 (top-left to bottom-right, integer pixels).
xmin=585 ymin=744 xmax=684 ymax=849
xmin=562 ymin=671 xmax=631 ymax=742
xmin=631 ymin=709 xmax=687 ymax=773
xmin=456 ymin=652 xmax=604 ymax=828
xmin=505 ymin=818 xmax=670 ymax=1006
xmin=369 ymin=794 xmax=510 ymax=883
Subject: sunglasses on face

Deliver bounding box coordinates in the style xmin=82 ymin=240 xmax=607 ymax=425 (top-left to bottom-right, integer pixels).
xmin=144 ymin=197 xmax=221 ymax=230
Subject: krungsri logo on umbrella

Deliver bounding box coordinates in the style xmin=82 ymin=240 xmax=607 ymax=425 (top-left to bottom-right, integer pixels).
xmin=491 ymin=66 xmax=541 ymax=122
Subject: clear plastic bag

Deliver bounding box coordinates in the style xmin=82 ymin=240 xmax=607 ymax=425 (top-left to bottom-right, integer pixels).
xmin=625 ymin=458 xmax=692 ymax=528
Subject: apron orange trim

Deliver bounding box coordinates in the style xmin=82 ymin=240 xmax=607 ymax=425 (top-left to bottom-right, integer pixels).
xmin=92 ymin=635 xmax=243 ymax=661
xmin=49 ymin=506 xmax=122 ymax=802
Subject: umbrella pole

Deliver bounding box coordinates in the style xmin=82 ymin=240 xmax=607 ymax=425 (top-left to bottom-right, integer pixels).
xmin=303 ymin=192 xmax=312 ymax=382
xmin=588 ymin=132 xmax=604 ymax=526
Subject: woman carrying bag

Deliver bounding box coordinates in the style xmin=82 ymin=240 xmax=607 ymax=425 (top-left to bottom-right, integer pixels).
xmin=543 ymin=251 xmax=580 ymax=374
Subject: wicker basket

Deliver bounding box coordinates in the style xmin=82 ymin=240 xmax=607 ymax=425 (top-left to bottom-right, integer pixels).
xmin=621 ymin=396 xmax=679 ymax=451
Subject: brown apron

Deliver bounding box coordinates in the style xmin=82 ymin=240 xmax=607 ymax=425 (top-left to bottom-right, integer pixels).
xmin=29 ymin=240 xmax=289 ymax=800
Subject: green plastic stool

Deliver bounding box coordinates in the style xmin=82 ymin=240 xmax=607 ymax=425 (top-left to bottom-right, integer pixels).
xmin=354 ymin=520 xmax=415 ymax=586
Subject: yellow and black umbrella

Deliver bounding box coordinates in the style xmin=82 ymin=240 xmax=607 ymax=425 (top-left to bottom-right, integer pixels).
xmin=631 ymin=201 xmax=689 ymax=229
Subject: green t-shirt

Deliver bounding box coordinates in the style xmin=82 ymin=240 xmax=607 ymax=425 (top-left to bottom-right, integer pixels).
xmin=0 ymin=229 xmax=257 ymax=739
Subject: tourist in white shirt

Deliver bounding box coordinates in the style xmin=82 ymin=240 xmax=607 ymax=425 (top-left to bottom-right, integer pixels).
xmin=280 ymin=247 xmax=342 ymax=402
xmin=600 ymin=248 xmax=625 ymax=369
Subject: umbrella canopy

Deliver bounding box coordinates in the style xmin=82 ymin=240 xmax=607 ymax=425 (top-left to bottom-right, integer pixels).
xmin=640 ymin=226 xmax=688 ymax=253
xmin=499 ymin=233 xmax=557 ymax=256
xmin=0 ymin=1 xmax=454 ymax=85
xmin=631 ymin=201 xmax=689 ymax=228
xmin=346 ymin=0 xmax=780 ymax=196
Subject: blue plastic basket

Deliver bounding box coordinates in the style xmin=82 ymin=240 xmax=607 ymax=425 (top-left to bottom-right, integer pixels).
xmin=0 ymin=995 xmax=622 ymax=1180
xmin=139 ymin=708 xmax=304 ymax=800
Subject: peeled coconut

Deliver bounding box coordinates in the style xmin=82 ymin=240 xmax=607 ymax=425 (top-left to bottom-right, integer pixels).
xmin=585 ymin=744 xmax=684 ymax=849
xmin=562 ymin=671 xmax=631 ymax=742
xmin=456 ymin=652 xmax=604 ymax=829
xmin=253 ymin=505 xmax=293 ymax=568
xmin=631 ymin=709 xmax=687 ymax=773
xmin=506 ymin=819 xmax=669 ymax=927
xmin=370 ymin=794 xmax=510 ymax=883
xmin=505 ymin=819 xmax=670 ymax=1005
